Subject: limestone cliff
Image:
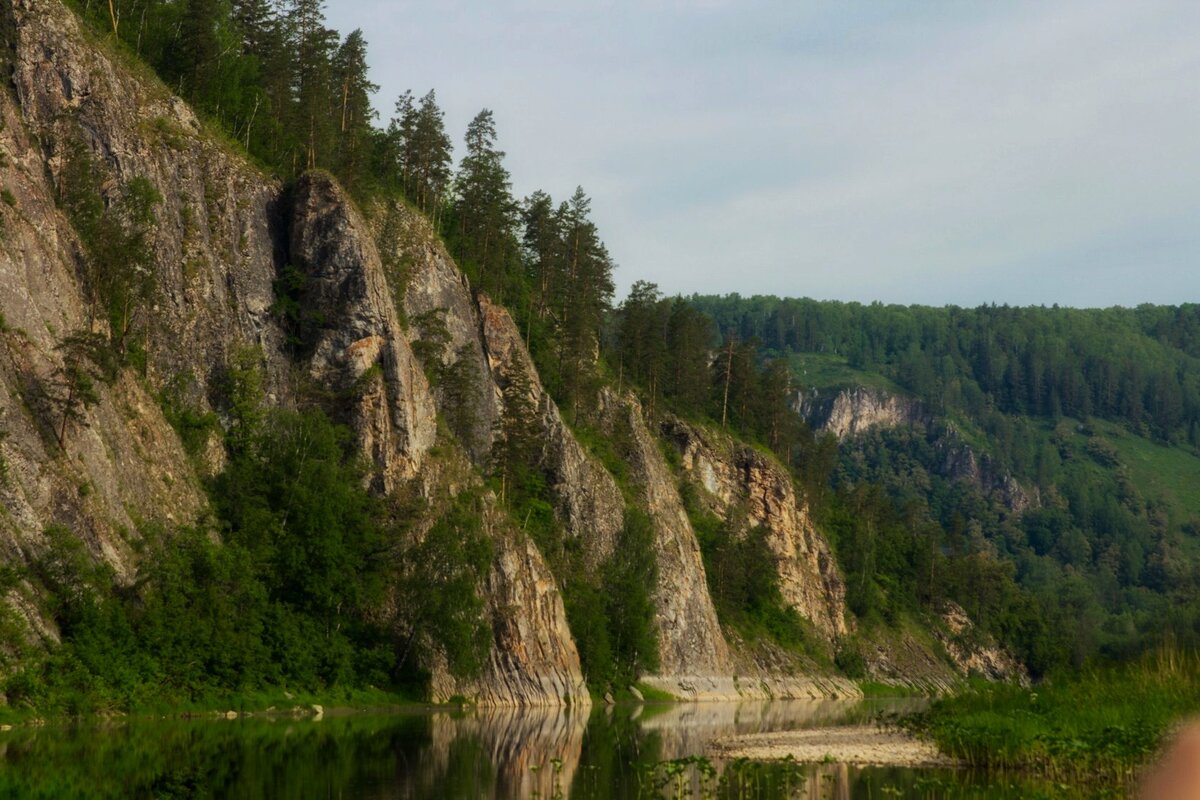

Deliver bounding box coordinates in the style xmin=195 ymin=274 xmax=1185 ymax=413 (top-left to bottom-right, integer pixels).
xmin=0 ymin=0 xmax=1003 ymax=705
xmin=0 ymin=0 xmax=590 ymax=706
xmin=595 ymin=390 xmax=732 ymax=679
xmin=662 ymin=418 xmax=849 ymax=644
xmin=477 ymin=297 xmax=626 ymax=570
xmin=428 ymin=494 xmax=588 ymax=706
xmin=935 ymin=602 xmax=1029 ymax=685
xmin=795 ymin=386 xmax=923 ymax=439
xmin=288 ymin=174 xmax=436 ymax=491
xmin=0 ymin=0 xmax=219 ymax=604
xmin=798 ymin=385 xmax=1036 ymax=515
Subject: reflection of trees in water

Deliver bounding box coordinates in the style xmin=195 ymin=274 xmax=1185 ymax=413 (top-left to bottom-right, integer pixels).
xmin=0 ymin=701 xmax=1063 ymax=798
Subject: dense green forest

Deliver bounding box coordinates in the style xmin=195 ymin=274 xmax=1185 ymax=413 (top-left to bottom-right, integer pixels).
xmin=669 ymin=295 xmax=1200 ymax=674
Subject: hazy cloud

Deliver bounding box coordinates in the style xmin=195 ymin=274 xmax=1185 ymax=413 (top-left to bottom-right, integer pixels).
xmin=327 ymin=0 xmax=1200 ymax=306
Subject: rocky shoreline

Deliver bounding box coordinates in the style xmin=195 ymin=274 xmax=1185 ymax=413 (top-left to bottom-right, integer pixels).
xmin=709 ymin=725 xmax=956 ymax=768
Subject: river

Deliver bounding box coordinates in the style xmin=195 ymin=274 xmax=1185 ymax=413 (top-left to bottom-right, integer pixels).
xmin=0 ymin=698 xmax=1106 ymax=798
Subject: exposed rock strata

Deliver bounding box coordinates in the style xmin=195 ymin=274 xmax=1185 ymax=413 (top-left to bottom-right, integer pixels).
xmin=429 ymin=504 xmax=589 ymax=706
xmin=795 ymin=386 xmax=923 ymax=439
xmin=389 ymin=205 xmax=500 ymax=464
xmin=477 ymin=297 xmax=625 ymax=569
xmin=662 ymin=418 xmax=849 ymax=643
xmin=596 ymin=390 xmax=732 ymax=678
xmin=936 ymin=602 xmax=1028 ymax=684
xmin=0 ymin=0 xmax=212 ymax=595
xmin=798 ymin=386 xmax=1036 ymax=514
xmin=0 ymin=0 xmax=1001 ymax=704
xmin=288 ymin=174 xmax=436 ymax=490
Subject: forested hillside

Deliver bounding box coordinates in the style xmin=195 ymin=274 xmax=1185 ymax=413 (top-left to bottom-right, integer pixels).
xmin=2 ymin=0 xmax=1174 ymax=717
xmin=0 ymin=0 xmax=871 ymax=712
xmin=669 ymin=295 xmax=1200 ymax=673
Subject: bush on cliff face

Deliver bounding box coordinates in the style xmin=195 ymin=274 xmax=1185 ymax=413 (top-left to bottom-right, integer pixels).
xmin=59 ymin=139 xmax=161 ymax=359
xmin=679 ymin=483 xmax=817 ymax=655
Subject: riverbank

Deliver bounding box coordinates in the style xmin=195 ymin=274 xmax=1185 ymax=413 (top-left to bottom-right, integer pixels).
xmin=709 ymin=724 xmax=955 ymax=767
xmin=900 ymin=649 xmax=1200 ymax=786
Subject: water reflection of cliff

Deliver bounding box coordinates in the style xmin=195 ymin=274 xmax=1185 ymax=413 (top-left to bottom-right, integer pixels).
xmin=635 ymin=698 xmax=924 ymax=759
xmin=395 ymin=699 xmax=926 ymax=798
xmin=396 ymin=705 xmax=588 ymax=799
xmin=0 ymin=700 xmax=1057 ymax=799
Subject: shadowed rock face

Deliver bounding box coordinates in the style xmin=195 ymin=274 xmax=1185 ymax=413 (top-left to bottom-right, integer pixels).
xmin=289 ymin=174 xmax=436 ymax=491
xmin=392 ymin=206 xmax=501 ymax=464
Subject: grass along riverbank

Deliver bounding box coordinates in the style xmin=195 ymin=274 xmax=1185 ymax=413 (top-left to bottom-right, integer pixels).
xmin=900 ymin=648 xmax=1200 ymax=785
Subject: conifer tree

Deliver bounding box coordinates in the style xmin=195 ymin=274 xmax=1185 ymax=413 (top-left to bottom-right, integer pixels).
xmin=174 ymin=0 xmax=222 ymax=103
xmin=331 ymin=29 xmax=378 ymax=190
xmin=616 ymin=281 xmax=669 ymax=410
xmin=521 ymin=190 xmax=562 ymax=323
xmin=392 ymin=90 xmax=452 ymax=218
xmin=287 ymin=0 xmax=338 ymax=170
xmin=554 ymin=187 xmax=614 ymax=415
xmin=451 ymin=109 xmax=519 ymax=299
xmin=664 ymin=299 xmax=714 ymax=415
xmin=492 ymin=366 xmax=543 ymax=506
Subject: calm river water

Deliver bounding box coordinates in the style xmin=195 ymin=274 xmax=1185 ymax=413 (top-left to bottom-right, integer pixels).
xmin=0 ymin=699 xmax=1109 ymax=798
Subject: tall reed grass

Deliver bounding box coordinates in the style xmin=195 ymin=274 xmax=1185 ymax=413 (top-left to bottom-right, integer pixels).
xmin=902 ymin=647 xmax=1200 ymax=785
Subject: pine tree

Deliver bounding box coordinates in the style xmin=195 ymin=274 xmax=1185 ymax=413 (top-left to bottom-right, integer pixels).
xmin=287 ymin=0 xmax=338 ymax=171
xmin=383 ymin=90 xmax=415 ymax=194
xmin=396 ymin=90 xmax=452 ymax=218
xmin=617 ymin=281 xmax=669 ymax=410
xmin=451 ymin=109 xmax=519 ymax=299
xmin=521 ymin=190 xmax=562 ymax=323
xmin=174 ymin=0 xmax=223 ymax=104
xmin=555 ymin=187 xmax=614 ymax=415
xmin=492 ymin=365 xmax=543 ymax=506
xmin=664 ymin=299 xmax=714 ymax=415
xmin=331 ymin=29 xmax=378 ymax=191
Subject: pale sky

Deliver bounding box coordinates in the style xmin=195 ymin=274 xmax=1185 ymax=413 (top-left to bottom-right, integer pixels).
xmin=326 ymin=1 xmax=1200 ymax=307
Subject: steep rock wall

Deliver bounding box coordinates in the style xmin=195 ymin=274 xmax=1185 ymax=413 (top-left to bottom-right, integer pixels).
xmin=795 ymin=386 xmax=922 ymax=439
xmin=388 ymin=205 xmax=500 ymax=464
xmin=2 ymin=0 xmax=587 ymax=706
xmin=288 ymin=175 xmax=436 ymax=490
xmin=661 ymin=418 xmax=849 ymax=643
xmin=10 ymin=0 xmax=291 ymax=413
xmin=477 ymin=297 xmax=625 ymax=570
xmin=432 ymin=516 xmax=589 ymax=706
xmin=0 ymin=1 xmax=210 ymax=602
xmin=595 ymin=390 xmax=732 ymax=679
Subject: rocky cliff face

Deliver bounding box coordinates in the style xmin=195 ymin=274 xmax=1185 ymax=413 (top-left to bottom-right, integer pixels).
xmin=288 ymin=174 xmax=436 ymax=492
xmin=596 ymin=391 xmax=732 ymax=680
xmin=387 ymin=204 xmax=500 ymax=464
xmin=939 ymin=438 xmax=1038 ymax=515
xmin=477 ymin=297 xmax=626 ymax=570
xmin=936 ymin=602 xmax=1028 ymax=684
xmin=798 ymin=385 xmax=1036 ymax=515
xmin=0 ymin=0 xmax=223 ymax=608
xmin=661 ymin=418 xmax=850 ymax=645
xmin=796 ymin=386 xmax=923 ymax=439
xmin=0 ymin=0 xmax=1008 ymax=705
xmin=0 ymin=0 xmax=592 ymax=706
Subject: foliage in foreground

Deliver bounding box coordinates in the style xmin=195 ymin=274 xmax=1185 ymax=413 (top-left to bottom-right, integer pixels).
xmin=902 ymin=649 xmax=1200 ymax=785
xmin=5 ymin=406 xmax=492 ymax=714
